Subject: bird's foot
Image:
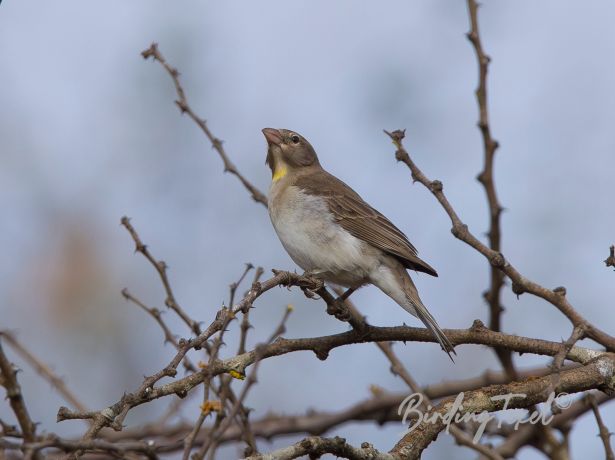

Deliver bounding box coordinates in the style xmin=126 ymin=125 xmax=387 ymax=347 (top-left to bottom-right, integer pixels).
xmin=300 ymin=285 xmax=321 ymax=300
xmin=326 ymin=297 xmax=352 ymax=322
xmin=299 ymin=270 xmax=326 ymax=299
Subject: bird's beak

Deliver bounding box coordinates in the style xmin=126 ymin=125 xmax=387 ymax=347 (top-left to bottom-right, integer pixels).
xmin=262 ymin=128 xmax=282 ymax=146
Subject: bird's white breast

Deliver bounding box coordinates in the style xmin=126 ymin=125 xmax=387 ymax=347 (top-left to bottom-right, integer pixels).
xmin=268 ymin=184 xmax=376 ymax=286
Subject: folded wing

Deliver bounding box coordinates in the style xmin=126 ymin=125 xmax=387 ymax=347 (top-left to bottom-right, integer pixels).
xmin=294 ymin=170 xmax=438 ymax=277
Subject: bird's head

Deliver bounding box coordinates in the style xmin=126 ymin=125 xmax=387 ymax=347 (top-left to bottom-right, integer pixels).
xmin=262 ymin=128 xmax=319 ymax=182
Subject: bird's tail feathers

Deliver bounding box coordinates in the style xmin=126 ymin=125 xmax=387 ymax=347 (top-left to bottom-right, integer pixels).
xmin=407 ymin=296 xmax=456 ymax=362
xmin=371 ymin=261 xmax=456 ymax=360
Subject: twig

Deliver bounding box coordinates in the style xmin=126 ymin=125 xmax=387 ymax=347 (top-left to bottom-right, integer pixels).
xmin=384 ymin=128 xmax=615 ymax=352
xmin=587 ymin=393 xmax=615 ymax=460
xmin=197 ymin=306 xmax=293 ymax=459
xmin=181 ymin=266 xmax=250 ymax=460
xmin=496 ymin=390 xmax=614 ymax=457
xmin=0 ymin=331 xmax=87 ymax=413
xmin=121 ymin=290 xmax=188 ymax=364
xmin=230 ymin=263 xmax=255 ymax=307
xmin=122 ymin=287 xmax=253 ymax=456
xmin=181 ymin=384 xmax=217 ymax=460
xmin=122 ymin=230 xmax=258 ymax=454
xmin=58 ymin=270 xmax=322 ymax=448
xmin=121 ymin=216 xmax=201 ymax=336
xmin=192 ymin=265 xmax=260 ymax=458
xmin=58 ymin=315 xmax=608 ymax=441
xmin=247 ymin=436 xmax=393 ymax=460
xmin=238 ymin=267 xmax=264 ymax=356
xmin=330 ymin=290 xmax=502 ymax=458
xmin=548 ymin=325 xmax=586 ymax=415
xmin=141 ymin=43 xmax=268 ymax=207
xmin=466 ymin=0 xmax=515 ymax=380
xmin=59 ymin=312 xmax=230 ymax=450
xmin=377 ymin=341 xmax=504 ymax=460
xmin=0 ymin=339 xmax=37 ymax=443
xmin=232 ymin=266 xmax=265 ymax=455
xmin=390 ymin=354 xmax=615 ymax=458
xmin=0 ymin=436 xmax=161 ymax=458
xmin=1 ymin=418 xmax=21 ymax=438
xmin=100 ymin=362 xmax=582 ymax=449
xmin=550 ymin=326 xmax=586 ymax=376
xmin=605 ymin=245 xmax=615 ymax=270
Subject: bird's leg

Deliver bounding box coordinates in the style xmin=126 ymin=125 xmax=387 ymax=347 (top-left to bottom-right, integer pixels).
xmin=303 ymin=268 xmax=326 ymax=278
xmin=324 ymin=287 xmax=355 ymax=322
xmin=338 ymin=287 xmax=356 ymax=302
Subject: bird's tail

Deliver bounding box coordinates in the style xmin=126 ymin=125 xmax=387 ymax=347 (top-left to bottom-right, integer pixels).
xmin=407 ymin=294 xmax=456 ymax=361
xmin=372 ymin=262 xmax=456 ymax=361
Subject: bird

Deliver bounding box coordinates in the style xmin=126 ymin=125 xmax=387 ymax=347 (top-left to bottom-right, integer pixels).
xmin=262 ymin=128 xmax=455 ymax=359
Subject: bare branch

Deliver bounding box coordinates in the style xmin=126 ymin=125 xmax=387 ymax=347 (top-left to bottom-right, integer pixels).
xmin=606 ymin=245 xmax=615 ymax=270
xmin=390 ymin=354 xmax=615 ymax=458
xmin=230 ymin=263 xmax=255 ymax=307
xmin=197 ymin=307 xmax=293 ymax=459
xmin=0 ymin=331 xmax=87 ymax=414
xmin=248 ymin=436 xmax=393 ymax=460
xmin=0 ymin=339 xmax=37 ymax=444
xmin=57 ymin=270 xmax=322 ymax=444
xmin=377 ymin=341 xmax=504 ymax=460
xmin=121 ymin=289 xmax=186 ymax=360
xmin=58 ymin=313 xmax=606 ymax=437
xmin=588 ymin=393 xmax=615 ymax=460
xmin=466 ymin=0 xmax=515 ymax=380
xmin=102 ymin=363 xmax=582 ymax=449
xmin=121 ymin=222 xmax=260 ymax=455
xmin=0 ymin=436 xmax=161 ymax=458
xmin=496 ymin=391 xmax=614 ymax=457
xmin=121 ymin=216 xmax=201 ymax=336
xmin=384 ymin=128 xmax=615 ymax=352
xmin=141 ymin=43 xmax=268 ymax=207
xmin=334 ymin=291 xmax=503 ymax=458
xmin=238 ymin=266 xmax=264 ymax=356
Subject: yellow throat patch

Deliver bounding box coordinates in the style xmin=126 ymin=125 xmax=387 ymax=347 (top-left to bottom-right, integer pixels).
xmin=272 ymin=164 xmax=288 ymax=182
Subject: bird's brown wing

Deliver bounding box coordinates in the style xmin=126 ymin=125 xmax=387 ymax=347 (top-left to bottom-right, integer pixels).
xmin=294 ymin=169 xmax=438 ymax=276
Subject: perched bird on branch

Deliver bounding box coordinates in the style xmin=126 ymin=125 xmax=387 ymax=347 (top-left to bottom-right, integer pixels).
xmin=262 ymin=128 xmax=455 ymax=359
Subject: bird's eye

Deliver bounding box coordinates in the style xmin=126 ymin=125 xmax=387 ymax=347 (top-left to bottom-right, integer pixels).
xmin=290 ymin=135 xmax=300 ymax=144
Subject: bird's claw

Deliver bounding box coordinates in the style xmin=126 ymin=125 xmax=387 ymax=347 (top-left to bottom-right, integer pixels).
xmin=300 ymin=286 xmax=321 ymax=299
xmin=299 ymin=270 xmax=324 ymax=297
xmin=326 ymin=299 xmax=351 ymax=322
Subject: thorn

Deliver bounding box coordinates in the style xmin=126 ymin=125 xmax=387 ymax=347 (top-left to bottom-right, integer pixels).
xmin=553 ymin=286 xmax=567 ymax=296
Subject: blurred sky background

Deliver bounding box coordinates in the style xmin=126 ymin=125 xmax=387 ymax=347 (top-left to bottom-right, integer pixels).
xmin=1 ymin=1 xmax=614 ymax=459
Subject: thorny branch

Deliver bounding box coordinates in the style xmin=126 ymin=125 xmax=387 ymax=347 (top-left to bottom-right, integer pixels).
xmin=587 ymin=393 xmax=615 ymax=460
xmin=94 ymin=363 xmax=581 ymax=448
xmin=333 ymin=289 xmax=504 ymax=458
xmin=53 ymin=309 xmax=610 ymax=456
xmin=606 ymin=245 xmax=615 ymax=270
xmin=247 ymin=436 xmax=394 ymax=460
xmin=0 ymin=340 xmax=37 ymax=444
xmin=2 ymin=4 xmax=613 ymax=460
xmin=466 ymin=0 xmax=515 ymax=380
xmin=121 ymin=216 xmax=201 ymax=336
xmin=377 ymin=340 xmax=504 ymax=460
xmin=385 ymin=128 xmax=615 ymax=353
xmin=0 ymin=331 xmax=88 ymax=414
xmin=141 ymin=43 xmax=268 ymax=207
xmin=390 ymin=354 xmax=615 ymax=458
xmin=494 ymin=390 xmax=614 ymax=457
xmin=196 ymin=307 xmax=293 ymax=459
